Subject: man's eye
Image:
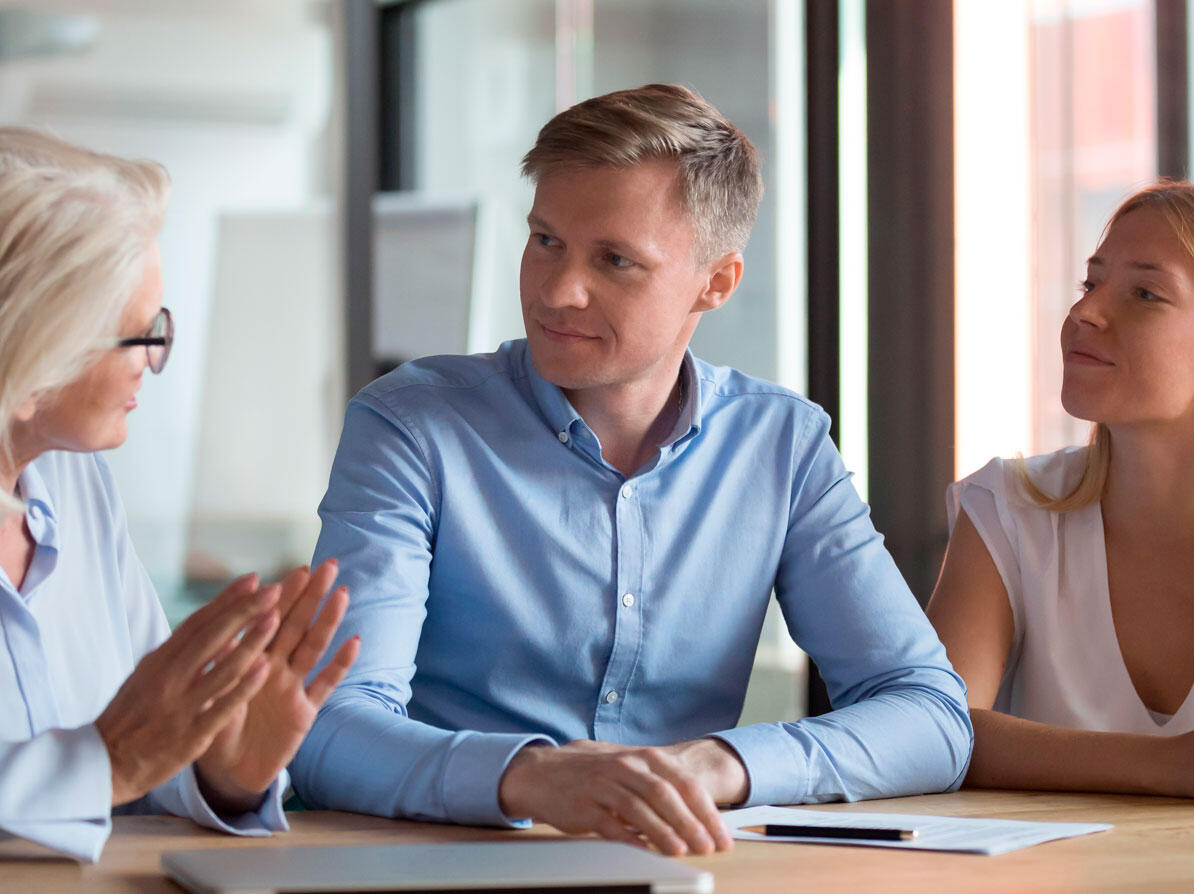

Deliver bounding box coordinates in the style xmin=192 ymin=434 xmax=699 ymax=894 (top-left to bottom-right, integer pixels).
xmin=534 ymin=233 xmax=557 ymax=247
xmin=1077 ymin=279 xmax=1094 ymax=295
xmin=1136 ymin=287 xmax=1162 ymax=303
xmin=607 ymin=253 xmax=633 ymax=269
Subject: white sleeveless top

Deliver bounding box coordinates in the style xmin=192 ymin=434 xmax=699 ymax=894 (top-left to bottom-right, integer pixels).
xmin=948 ymin=447 xmax=1194 ymax=735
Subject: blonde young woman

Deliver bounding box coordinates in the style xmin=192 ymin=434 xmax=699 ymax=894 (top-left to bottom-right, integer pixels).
xmin=0 ymin=128 xmax=360 ymax=861
xmin=929 ymin=181 xmax=1194 ymax=794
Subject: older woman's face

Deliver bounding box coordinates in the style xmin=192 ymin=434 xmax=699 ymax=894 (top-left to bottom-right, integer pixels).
xmin=1061 ymin=206 xmax=1194 ymax=428
xmin=30 ymin=242 xmax=163 ymax=454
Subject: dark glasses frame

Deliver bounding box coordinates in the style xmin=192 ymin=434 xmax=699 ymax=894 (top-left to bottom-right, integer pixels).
xmin=117 ymin=306 xmax=174 ymax=374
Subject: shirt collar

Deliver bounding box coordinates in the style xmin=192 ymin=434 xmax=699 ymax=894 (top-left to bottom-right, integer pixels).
xmin=519 ymin=339 xmax=702 ymax=451
xmin=16 ymin=458 xmax=59 ymax=550
xmin=521 ymin=341 xmax=584 ymax=439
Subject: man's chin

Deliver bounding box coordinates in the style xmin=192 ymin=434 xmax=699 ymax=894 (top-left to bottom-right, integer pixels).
xmin=526 ymin=339 xmax=604 ymax=391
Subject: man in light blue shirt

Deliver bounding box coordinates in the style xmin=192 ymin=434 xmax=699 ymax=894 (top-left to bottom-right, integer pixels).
xmin=293 ymin=84 xmax=972 ymax=855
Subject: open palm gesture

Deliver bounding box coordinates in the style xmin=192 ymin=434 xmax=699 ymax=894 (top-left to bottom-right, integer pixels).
xmin=194 ymin=559 xmax=359 ymax=813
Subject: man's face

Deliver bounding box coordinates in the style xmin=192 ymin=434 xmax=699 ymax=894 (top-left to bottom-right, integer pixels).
xmin=519 ymin=160 xmax=719 ymax=394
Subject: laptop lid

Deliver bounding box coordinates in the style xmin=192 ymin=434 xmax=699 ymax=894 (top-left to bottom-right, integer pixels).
xmin=161 ymin=839 xmax=714 ymax=894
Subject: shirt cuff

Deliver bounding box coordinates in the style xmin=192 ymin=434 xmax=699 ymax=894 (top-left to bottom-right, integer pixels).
xmin=0 ymin=724 xmax=113 ymax=862
xmin=441 ymin=732 xmax=556 ymax=827
xmin=177 ymin=765 xmax=290 ymax=836
xmin=711 ymin=724 xmax=808 ymax=807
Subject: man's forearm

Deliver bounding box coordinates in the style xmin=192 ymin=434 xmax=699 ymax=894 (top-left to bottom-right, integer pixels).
xmin=291 ymin=694 xmax=553 ymax=824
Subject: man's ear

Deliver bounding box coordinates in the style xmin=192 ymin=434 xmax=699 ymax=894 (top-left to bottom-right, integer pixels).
xmin=691 ymin=251 xmax=744 ymax=313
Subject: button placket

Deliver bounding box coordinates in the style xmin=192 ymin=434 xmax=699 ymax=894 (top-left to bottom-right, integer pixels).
xmin=595 ymin=477 xmax=645 ymax=739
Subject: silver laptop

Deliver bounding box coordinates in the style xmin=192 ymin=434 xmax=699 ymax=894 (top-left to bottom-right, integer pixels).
xmin=161 ymin=839 xmax=714 ymax=893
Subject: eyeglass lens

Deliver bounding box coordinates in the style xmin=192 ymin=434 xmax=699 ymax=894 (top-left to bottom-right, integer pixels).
xmin=148 ymin=308 xmax=173 ymax=374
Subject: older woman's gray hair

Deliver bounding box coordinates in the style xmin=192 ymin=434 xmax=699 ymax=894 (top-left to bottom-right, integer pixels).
xmin=0 ymin=128 xmax=169 ymax=514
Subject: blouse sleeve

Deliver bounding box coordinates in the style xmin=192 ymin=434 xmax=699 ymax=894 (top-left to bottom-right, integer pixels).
xmin=0 ymin=726 xmax=114 ymax=862
xmin=97 ymin=454 xmax=289 ymax=840
xmin=945 ymin=457 xmax=1025 ymax=664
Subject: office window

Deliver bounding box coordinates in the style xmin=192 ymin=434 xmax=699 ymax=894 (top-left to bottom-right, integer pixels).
xmin=955 ymin=0 xmax=1157 ymax=478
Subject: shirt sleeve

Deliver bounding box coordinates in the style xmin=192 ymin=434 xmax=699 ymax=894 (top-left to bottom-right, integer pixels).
xmin=0 ymin=725 xmax=113 ymax=862
xmin=290 ymin=397 xmax=553 ymax=826
xmin=712 ymin=410 xmax=973 ymax=806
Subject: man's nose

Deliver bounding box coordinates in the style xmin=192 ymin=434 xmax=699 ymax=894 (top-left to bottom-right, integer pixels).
xmin=539 ymin=260 xmax=589 ymax=309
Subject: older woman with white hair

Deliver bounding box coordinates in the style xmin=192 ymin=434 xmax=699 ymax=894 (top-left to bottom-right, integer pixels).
xmin=0 ymin=127 xmax=360 ymax=862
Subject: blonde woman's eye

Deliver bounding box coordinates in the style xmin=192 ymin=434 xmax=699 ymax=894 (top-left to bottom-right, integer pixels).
xmin=1136 ymin=287 xmax=1162 ymax=303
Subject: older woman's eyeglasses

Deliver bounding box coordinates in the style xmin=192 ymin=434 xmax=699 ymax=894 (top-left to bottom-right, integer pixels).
xmin=116 ymin=307 xmax=174 ymax=374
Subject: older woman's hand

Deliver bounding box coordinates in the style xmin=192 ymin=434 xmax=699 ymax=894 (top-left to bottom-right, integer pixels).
xmin=95 ymin=574 xmax=282 ymax=806
xmin=193 ymin=558 xmax=360 ymax=814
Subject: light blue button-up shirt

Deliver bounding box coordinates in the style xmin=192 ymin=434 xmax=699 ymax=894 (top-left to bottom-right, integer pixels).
xmin=0 ymin=451 xmax=287 ymax=862
xmin=292 ymin=339 xmax=972 ymax=824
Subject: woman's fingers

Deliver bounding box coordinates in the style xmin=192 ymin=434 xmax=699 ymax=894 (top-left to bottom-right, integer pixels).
xmin=269 ymin=559 xmax=338 ymax=660
xmin=171 ymin=583 xmax=279 ymax=681
xmin=193 ymin=658 xmax=272 ymax=739
xmin=190 ymin=608 xmax=280 ymax=706
xmin=289 ymin=586 xmax=349 ymax=677
xmin=304 ymin=634 xmax=361 ymax=707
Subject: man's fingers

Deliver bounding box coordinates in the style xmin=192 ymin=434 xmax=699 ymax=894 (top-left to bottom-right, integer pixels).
xmin=649 ymin=757 xmax=732 ymax=852
xmin=590 ymin=811 xmax=650 ymax=850
xmin=289 ymin=586 xmax=349 ymax=677
xmin=599 ymin=784 xmax=689 ymax=856
xmin=304 ymin=633 xmax=360 ymax=707
xmin=609 ymin=756 xmax=717 ymax=856
xmin=270 ymin=559 xmax=338 ymax=660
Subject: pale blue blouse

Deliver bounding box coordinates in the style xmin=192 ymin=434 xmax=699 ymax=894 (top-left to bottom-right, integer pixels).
xmin=0 ymin=450 xmax=286 ymax=862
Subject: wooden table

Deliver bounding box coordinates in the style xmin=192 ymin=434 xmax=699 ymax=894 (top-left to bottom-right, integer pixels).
xmin=4 ymin=790 xmax=1194 ymax=892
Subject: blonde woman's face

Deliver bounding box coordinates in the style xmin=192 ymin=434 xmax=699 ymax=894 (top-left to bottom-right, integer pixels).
xmin=28 ymin=242 xmax=163 ymax=454
xmin=1061 ymin=206 xmax=1194 ymax=428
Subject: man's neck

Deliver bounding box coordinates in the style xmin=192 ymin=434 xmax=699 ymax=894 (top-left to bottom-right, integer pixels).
xmin=564 ymin=363 xmax=686 ymax=478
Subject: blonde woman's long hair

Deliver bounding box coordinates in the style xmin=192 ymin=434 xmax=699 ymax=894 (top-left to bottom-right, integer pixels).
xmin=0 ymin=127 xmax=170 ymax=516
xmin=1015 ymin=180 xmax=1194 ymax=511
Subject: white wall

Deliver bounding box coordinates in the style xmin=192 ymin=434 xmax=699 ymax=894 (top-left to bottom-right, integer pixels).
xmin=0 ymin=4 xmax=336 ymax=608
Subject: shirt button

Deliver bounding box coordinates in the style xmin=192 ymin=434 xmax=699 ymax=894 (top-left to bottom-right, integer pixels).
xmin=558 ymin=431 xmax=569 ymax=443
xmin=605 ymin=690 xmax=619 ymax=704
xmin=620 ymin=484 xmax=634 ymax=499
xmin=621 ymin=593 xmax=635 ymax=607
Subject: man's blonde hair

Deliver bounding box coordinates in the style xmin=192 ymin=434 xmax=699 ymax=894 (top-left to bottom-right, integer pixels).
xmin=0 ymin=127 xmax=169 ymax=513
xmin=1014 ymin=180 xmax=1194 ymax=512
xmin=521 ymin=84 xmax=763 ymax=264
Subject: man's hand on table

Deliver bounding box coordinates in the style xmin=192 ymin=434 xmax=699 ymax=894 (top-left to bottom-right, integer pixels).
xmin=497 ymin=738 xmax=748 ymax=856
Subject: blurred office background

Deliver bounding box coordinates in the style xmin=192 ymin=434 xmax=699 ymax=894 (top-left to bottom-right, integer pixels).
xmin=0 ymin=0 xmax=1182 ymax=722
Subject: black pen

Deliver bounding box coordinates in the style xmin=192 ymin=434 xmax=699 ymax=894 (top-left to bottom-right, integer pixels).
xmin=742 ymin=824 xmax=918 ymax=841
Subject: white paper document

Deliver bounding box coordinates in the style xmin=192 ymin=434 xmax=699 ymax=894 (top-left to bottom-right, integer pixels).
xmin=724 ymin=805 xmax=1112 ymax=856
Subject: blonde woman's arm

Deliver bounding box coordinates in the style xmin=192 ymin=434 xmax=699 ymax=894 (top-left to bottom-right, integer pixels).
xmin=927 ymin=510 xmax=1188 ymax=796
